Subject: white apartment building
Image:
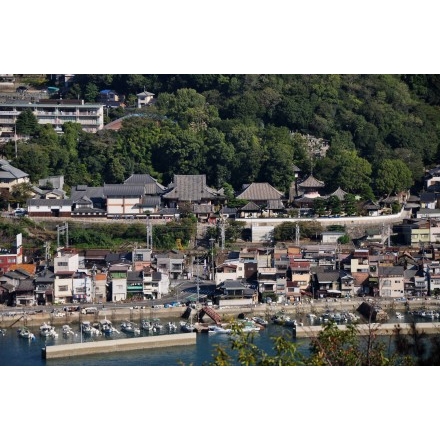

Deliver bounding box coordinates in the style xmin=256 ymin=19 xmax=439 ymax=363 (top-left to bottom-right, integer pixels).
xmin=0 ymin=100 xmax=104 ymax=141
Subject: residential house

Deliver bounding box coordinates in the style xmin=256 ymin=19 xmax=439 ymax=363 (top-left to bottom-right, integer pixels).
xmin=215 ymin=279 xmax=256 ymax=306
xmin=425 ymin=165 xmax=440 ymax=189
xmin=34 ymin=269 xmax=54 ymax=305
xmin=340 ymin=271 xmax=355 ymax=297
xmin=72 ymin=271 xmax=92 ymax=303
xmin=137 ymin=91 xmax=155 ymax=108
xmin=257 ymin=267 xmax=277 ymax=298
xmin=312 ymin=267 xmax=341 ymax=297
xmin=53 ymin=271 xmax=74 ymax=304
xmin=93 ymin=273 xmax=107 ymax=303
xmin=0 ymin=159 xmax=29 ymax=197
xmin=285 ymin=280 xmax=301 ymax=303
xmin=0 ymin=233 xmax=23 ymax=273
xmin=378 ymin=265 xmax=405 ymax=298
xmin=215 ymin=261 xmax=245 ymax=285
xmin=108 ymin=263 xmax=130 ymax=302
xmin=132 ymin=248 xmax=153 ymax=271
xmin=155 ymin=250 xmax=185 ymax=280
xmin=0 ymin=268 xmax=33 ymax=306
xmin=350 ymin=249 xmax=370 ymax=273
xmin=419 ymin=192 xmax=437 ymax=209
xmin=127 ymin=270 xmax=144 ymax=299
xmin=13 ymin=277 xmax=35 ymax=306
xmin=99 ymin=89 xmax=124 ymax=108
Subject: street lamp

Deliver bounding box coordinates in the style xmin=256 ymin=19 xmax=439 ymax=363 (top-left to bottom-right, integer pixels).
xmin=209 ymin=238 xmax=215 ymax=282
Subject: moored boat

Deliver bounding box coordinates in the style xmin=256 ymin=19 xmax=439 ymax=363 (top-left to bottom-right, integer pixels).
xmin=120 ymin=321 xmax=141 ymax=335
xmin=271 ymin=313 xmax=297 ymax=327
xmin=99 ymin=319 xmax=119 ymax=334
xmin=141 ymin=319 xmax=153 ymax=331
xmin=180 ymin=321 xmax=196 ymax=332
xmin=62 ymin=324 xmax=75 ymax=336
xmin=166 ymin=321 xmax=177 ymax=332
xmin=18 ymin=327 xmax=35 ymax=340
xmin=252 ymin=316 xmax=268 ymax=327
xmin=208 ymin=324 xmax=232 ymax=334
xmin=40 ymin=322 xmax=58 ymax=338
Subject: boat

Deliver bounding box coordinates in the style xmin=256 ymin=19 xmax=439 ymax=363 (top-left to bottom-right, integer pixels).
xmin=62 ymin=324 xmax=75 ymax=336
xmin=120 ymin=321 xmax=141 ymax=335
xmin=40 ymin=322 xmax=58 ymax=338
xmin=252 ymin=316 xmax=268 ymax=326
xmin=208 ymin=325 xmax=232 ymax=334
xmin=180 ymin=321 xmax=196 ymax=332
xmin=99 ymin=319 xmax=119 ymax=335
xmin=396 ymin=312 xmax=404 ymax=319
xmin=81 ymin=321 xmax=102 ymax=336
xmin=17 ymin=327 xmax=35 ymax=340
xmin=166 ymin=321 xmax=177 ymax=332
xmin=271 ymin=313 xmax=297 ymax=327
xmin=240 ymin=320 xmax=262 ymax=333
xmin=141 ymin=319 xmax=154 ymax=331
xmin=152 ymin=319 xmax=163 ymax=333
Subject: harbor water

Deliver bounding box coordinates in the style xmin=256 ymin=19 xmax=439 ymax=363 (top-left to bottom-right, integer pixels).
xmin=0 ymin=311 xmax=435 ymax=366
xmin=0 ymin=319 xmax=305 ymax=366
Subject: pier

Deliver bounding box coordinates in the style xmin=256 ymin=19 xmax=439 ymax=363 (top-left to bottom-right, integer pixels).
xmin=42 ymin=333 xmax=197 ymax=359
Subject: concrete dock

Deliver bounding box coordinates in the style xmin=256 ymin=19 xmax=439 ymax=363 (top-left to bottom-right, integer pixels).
xmin=295 ymin=322 xmax=440 ymax=338
xmin=42 ymin=333 xmax=197 ymax=359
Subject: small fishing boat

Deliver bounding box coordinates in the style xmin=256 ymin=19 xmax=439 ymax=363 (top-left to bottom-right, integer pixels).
xmin=62 ymin=324 xmax=75 ymax=336
xmin=252 ymin=316 xmax=268 ymax=327
xmin=180 ymin=321 xmax=196 ymax=332
xmin=18 ymin=327 xmax=35 ymax=340
xmin=120 ymin=321 xmax=140 ymax=335
xmin=208 ymin=325 xmax=232 ymax=334
xmin=141 ymin=319 xmax=154 ymax=331
xmin=40 ymin=322 xmax=58 ymax=338
xmin=99 ymin=319 xmax=119 ymax=334
xmin=166 ymin=322 xmax=177 ymax=332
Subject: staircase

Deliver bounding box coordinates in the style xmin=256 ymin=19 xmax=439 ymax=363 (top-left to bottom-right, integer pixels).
xmin=198 ymin=306 xmax=222 ymax=325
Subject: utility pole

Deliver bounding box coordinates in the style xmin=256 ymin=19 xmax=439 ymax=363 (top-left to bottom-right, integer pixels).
xmin=220 ymin=218 xmax=225 ymax=251
xmin=56 ymin=222 xmax=69 ymax=248
xmin=146 ymin=216 xmax=152 ymax=250
xmin=295 ymin=223 xmax=300 ymax=246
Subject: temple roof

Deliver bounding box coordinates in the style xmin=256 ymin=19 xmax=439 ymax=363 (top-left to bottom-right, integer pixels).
xmin=298 ymin=175 xmax=325 ymax=188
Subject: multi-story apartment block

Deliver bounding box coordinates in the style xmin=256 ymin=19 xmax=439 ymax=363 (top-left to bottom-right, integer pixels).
xmin=0 ymin=99 xmax=104 ymax=141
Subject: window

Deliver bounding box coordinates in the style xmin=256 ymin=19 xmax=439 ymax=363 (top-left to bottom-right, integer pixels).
xmin=57 ymin=261 xmax=68 ymax=267
xmin=59 ymin=285 xmax=69 ymax=291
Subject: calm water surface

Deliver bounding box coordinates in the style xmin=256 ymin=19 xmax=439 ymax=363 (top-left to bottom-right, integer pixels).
xmin=0 ymin=312 xmax=435 ymax=366
xmin=0 ymin=319 xmax=304 ymax=366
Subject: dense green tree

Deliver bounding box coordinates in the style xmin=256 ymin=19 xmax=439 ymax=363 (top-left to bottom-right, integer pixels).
xmin=10 ymin=182 xmax=34 ymax=206
xmin=84 ymin=83 xmax=99 ymax=102
xmin=15 ymin=109 xmax=39 ymax=136
xmin=374 ymin=159 xmax=414 ymax=197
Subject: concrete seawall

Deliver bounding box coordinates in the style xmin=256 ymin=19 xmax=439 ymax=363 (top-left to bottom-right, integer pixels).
xmin=42 ymin=333 xmax=197 ymax=359
xmin=295 ymin=322 xmax=440 ymax=338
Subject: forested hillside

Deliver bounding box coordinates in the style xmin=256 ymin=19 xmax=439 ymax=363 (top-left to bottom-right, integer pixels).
xmin=6 ymin=74 xmax=440 ymax=199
